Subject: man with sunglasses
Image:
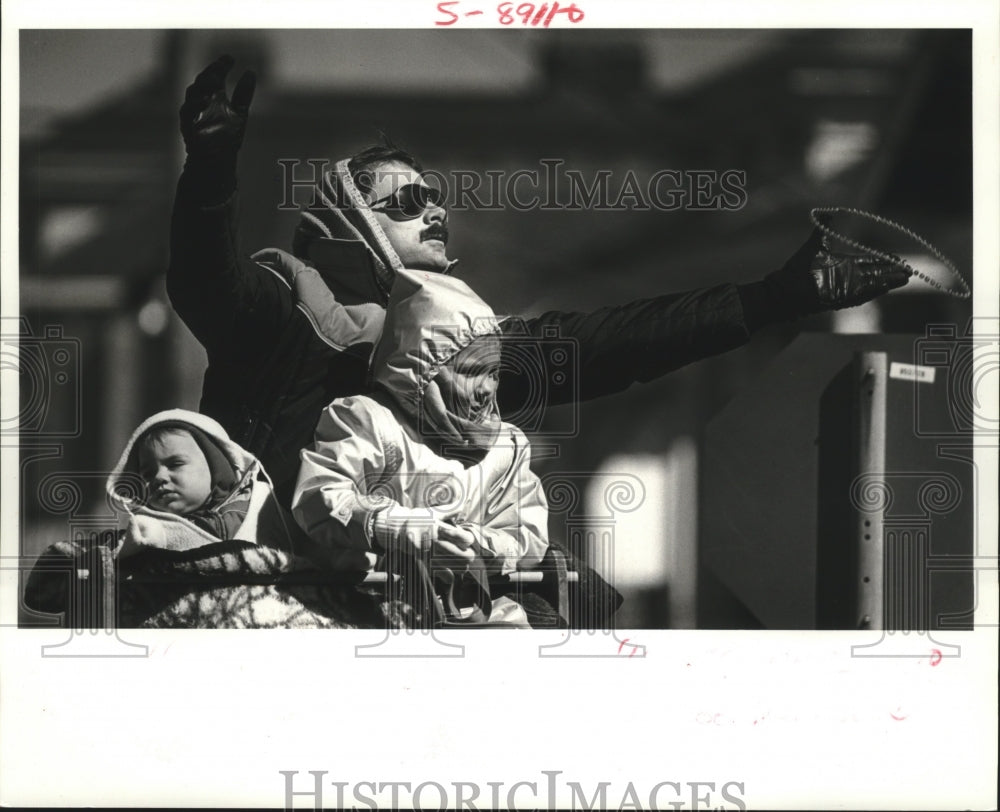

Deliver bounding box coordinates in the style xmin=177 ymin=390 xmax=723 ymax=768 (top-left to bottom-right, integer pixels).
xmin=169 ymin=56 xmax=910 ymax=511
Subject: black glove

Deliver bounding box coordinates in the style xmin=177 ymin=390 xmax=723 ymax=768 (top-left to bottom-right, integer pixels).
xmin=756 ymin=228 xmax=912 ymax=321
xmin=178 ymin=55 xmax=256 ymax=201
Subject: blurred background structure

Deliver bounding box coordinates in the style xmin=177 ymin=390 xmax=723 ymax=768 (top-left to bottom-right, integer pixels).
xmin=15 ymin=29 xmax=975 ymax=628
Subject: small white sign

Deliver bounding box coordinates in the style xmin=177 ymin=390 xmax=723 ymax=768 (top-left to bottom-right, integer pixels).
xmin=889 ymin=362 xmax=936 ymax=383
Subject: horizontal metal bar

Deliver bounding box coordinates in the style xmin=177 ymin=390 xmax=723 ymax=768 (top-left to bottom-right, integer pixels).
xmin=121 ymin=569 xmax=580 ymax=587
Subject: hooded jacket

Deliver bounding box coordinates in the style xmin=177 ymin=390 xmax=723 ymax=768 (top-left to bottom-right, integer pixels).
xmin=169 ymin=158 xmax=753 ymax=506
xmin=107 ymin=409 xmax=289 ymax=557
xmin=292 ymin=269 xmax=549 ymax=576
xmin=25 ymin=409 xmax=398 ymax=628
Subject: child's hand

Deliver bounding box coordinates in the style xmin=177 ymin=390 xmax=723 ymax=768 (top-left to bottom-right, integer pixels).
xmin=435 ymin=523 xmax=476 ymax=568
xmin=437 ymin=522 xmax=475 ymax=549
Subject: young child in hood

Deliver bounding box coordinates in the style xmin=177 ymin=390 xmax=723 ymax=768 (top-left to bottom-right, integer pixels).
xmin=109 ymin=409 xmax=280 ymax=556
xmin=26 ymin=409 xmax=368 ymax=629
xmin=133 ymin=421 xmax=249 ymax=539
xmin=293 ymin=269 xmax=549 ymax=624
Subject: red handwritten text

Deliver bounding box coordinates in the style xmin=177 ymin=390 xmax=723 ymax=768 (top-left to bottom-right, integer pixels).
xmin=436 ymin=1 xmax=585 ymax=27
xmin=617 ymin=637 xmax=641 ymax=657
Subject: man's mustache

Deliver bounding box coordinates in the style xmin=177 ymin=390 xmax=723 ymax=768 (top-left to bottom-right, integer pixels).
xmin=421 ymin=225 xmax=449 ymax=244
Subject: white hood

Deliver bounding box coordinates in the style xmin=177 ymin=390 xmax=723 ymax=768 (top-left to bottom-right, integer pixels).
xmin=371 ymin=268 xmax=501 ymax=421
xmin=106 ymin=409 xmax=271 ymax=555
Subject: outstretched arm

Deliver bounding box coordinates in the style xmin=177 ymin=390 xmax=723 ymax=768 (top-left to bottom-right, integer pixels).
xmin=499 ymin=282 xmax=748 ymax=408
xmin=498 ymin=228 xmax=910 ymax=410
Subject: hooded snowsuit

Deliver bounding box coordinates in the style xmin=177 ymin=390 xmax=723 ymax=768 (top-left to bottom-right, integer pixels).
xmin=293 ymin=269 xmax=549 ymax=581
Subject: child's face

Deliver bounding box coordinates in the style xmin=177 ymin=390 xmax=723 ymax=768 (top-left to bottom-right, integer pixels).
xmin=137 ymin=429 xmax=213 ymax=515
xmin=434 ymin=335 xmax=501 ymax=423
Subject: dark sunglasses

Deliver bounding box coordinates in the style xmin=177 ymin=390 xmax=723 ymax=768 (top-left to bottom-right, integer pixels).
xmin=369 ymin=183 xmax=446 ymax=220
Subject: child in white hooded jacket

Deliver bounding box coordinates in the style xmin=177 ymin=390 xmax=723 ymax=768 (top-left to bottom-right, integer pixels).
xmin=292 ymin=269 xmax=549 ymax=620
xmin=25 ymin=409 xmax=380 ymax=629
xmin=108 ymin=409 xmax=281 ymax=556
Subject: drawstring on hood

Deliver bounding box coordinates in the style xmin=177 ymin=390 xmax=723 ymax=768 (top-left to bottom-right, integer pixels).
xmin=372 ymin=269 xmax=502 ymax=456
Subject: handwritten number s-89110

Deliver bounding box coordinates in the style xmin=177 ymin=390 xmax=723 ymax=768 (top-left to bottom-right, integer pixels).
xmin=436 ymin=1 xmax=585 ymax=27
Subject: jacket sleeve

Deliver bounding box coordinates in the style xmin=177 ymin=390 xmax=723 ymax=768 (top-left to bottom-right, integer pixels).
xmin=291 ymin=397 xmax=394 ymax=570
xmin=167 ymin=168 xmax=298 ymax=357
xmin=497 ymin=283 xmax=751 ymax=411
xmin=466 ymin=429 xmax=549 ymax=576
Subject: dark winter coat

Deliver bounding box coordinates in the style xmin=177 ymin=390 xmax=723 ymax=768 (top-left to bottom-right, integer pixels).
xmin=168 ymin=163 xmax=753 ymax=507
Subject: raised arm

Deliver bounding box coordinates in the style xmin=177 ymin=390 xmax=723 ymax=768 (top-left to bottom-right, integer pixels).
xmin=168 ymin=55 xmax=294 ymax=355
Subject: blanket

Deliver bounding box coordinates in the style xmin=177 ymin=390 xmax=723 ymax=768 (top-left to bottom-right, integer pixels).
xmin=25 ymin=536 xmax=402 ymax=630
